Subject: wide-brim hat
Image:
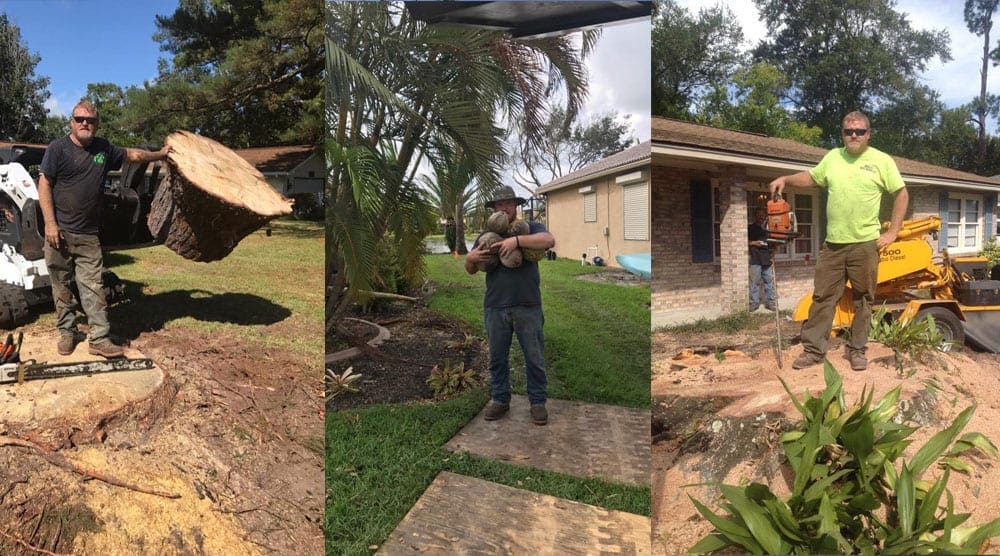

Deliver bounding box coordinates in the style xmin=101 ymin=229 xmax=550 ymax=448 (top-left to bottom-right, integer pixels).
xmin=485 ymin=185 xmax=527 ymax=208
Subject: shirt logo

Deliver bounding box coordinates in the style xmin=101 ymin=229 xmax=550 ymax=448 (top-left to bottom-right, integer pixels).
xmin=93 ymin=153 xmax=105 ymax=164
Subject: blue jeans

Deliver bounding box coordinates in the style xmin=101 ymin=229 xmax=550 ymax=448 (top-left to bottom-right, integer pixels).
xmin=749 ymin=264 xmax=776 ymax=309
xmin=484 ymin=305 xmax=547 ymax=406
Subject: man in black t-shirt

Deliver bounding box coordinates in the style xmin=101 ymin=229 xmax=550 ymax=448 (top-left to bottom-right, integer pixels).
xmin=748 ymin=207 xmax=776 ymax=312
xmin=38 ymin=100 xmax=170 ymax=358
xmin=465 ymin=186 xmax=555 ymax=425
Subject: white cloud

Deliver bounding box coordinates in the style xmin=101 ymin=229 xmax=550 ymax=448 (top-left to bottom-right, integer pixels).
xmin=584 ymin=18 xmax=651 ymax=142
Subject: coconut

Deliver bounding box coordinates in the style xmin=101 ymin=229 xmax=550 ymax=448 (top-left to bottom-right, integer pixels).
xmin=486 ymin=211 xmax=509 ymax=235
xmin=522 ymin=248 xmax=546 ymax=262
xmin=500 ymin=247 xmax=523 ymax=268
xmin=507 ymin=220 xmax=530 ymax=236
xmin=475 ymin=232 xmax=503 ymax=272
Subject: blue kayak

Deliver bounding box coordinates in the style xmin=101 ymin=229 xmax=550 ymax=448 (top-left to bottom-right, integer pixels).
xmin=616 ymin=253 xmax=651 ymax=278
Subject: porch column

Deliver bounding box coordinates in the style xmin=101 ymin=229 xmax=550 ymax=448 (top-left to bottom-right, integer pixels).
xmin=719 ymin=168 xmax=749 ymax=314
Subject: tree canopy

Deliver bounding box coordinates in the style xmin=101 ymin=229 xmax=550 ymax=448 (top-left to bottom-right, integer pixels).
xmin=0 ymin=14 xmax=50 ymax=143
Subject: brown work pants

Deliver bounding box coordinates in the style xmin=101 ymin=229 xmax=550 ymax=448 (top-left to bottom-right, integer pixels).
xmin=800 ymin=240 xmax=879 ymax=356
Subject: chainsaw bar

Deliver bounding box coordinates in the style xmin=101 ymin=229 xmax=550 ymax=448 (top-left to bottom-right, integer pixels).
xmin=0 ymin=358 xmax=155 ymax=384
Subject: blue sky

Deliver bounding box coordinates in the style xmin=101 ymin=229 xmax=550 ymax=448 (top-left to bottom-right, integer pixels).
xmin=1 ymin=0 xmax=178 ymax=116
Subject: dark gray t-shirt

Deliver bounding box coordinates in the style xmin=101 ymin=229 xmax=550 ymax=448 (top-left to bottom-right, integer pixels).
xmin=473 ymin=220 xmax=547 ymax=308
xmin=40 ymin=135 xmax=126 ymax=234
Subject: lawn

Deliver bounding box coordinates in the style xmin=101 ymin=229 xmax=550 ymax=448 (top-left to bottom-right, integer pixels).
xmin=98 ymin=218 xmax=324 ymax=357
xmin=326 ymin=254 xmax=651 ymax=555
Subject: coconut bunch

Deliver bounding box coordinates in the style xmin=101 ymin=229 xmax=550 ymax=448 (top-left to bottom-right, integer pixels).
xmin=474 ymin=211 xmax=546 ymax=272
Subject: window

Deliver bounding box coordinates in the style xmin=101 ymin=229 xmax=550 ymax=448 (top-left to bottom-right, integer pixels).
xmin=583 ymin=192 xmax=596 ymax=222
xmin=622 ymin=181 xmax=649 ymax=240
xmin=946 ymin=193 xmax=982 ymax=252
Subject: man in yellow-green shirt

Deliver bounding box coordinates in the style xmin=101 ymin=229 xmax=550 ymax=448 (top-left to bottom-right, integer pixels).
xmin=769 ymin=111 xmax=909 ymax=371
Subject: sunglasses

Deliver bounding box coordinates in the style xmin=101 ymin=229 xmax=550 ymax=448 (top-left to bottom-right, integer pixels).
xmin=72 ymin=116 xmax=99 ymax=125
xmin=842 ymin=128 xmax=868 ymax=137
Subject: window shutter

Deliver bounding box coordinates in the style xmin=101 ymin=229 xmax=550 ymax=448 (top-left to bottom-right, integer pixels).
xmin=623 ymin=182 xmax=649 ymax=240
xmin=690 ymin=179 xmax=713 ymax=263
xmin=938 ymin=191 xmax=949 ymax=251
xmin=583 ymin=193 xmax=596 ymax=222
xmin=985 ymin=192 xmax=996 ymax=243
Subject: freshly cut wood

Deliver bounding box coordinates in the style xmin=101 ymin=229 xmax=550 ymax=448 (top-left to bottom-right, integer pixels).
xmin=147 ymin=131 xmax=294 ymax=262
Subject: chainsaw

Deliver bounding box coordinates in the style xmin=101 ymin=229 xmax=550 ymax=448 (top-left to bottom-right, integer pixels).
xmin=0 ymin=358 xmax=155 ymax=384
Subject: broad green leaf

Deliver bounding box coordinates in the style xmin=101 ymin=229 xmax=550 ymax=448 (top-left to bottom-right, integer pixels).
xmin=762 ymin=498 xmax=806 ymax=542
xmin=950 ymin=432 xmax=999 ymax=458
xmin=719 ymin=484 xmax=786 ymax=555
xmin=909 ymin=406 xmax=975 ymax=478
xmin=954 ymin=518 xmax=1000 ymax=550
xmin=817 ymin=492 xmax=851 ymax=552
xmin=688 ymin=495 xmax=763 ymax=552
xmin=939 ymin=457 xmax=975 ymax=473
xmin=688 ymin=533 xmax=730 ymax=554
xmin=916 ymin=468 xmax=949 ymax=533
xmin=870 ymin=384 xmax=903 ymax=423
xmin=803 ymin=468 xmax=852 ymax=502
xmin=897 ymin=463 xmax=916 ymax=539
xmin=848 ymin=492 xmax=880 ymax=512
xmin=778 ymin=375 xmax=811 ymax=420
xmin=793 ymin=417 xmax=822 ymax=498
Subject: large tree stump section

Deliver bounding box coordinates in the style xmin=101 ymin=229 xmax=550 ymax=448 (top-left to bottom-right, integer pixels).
xmin=148 ymin=130 xmax=294 ymax=262
xmin=377 ymin=472 xmax=650 ymax=555
xmin=445 ymin=395 xmax=651 ymax=487
xmin=0 ymin=331 xmax=171 ymax=450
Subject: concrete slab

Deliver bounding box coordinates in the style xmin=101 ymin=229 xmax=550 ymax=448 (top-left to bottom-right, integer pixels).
xmin=0 ymin=331 xmax=166 ymax=447
xmin=445 ymin=395 xmax=650 ymax=486
xmin=377 ymin=472 xmax=651 ymax=555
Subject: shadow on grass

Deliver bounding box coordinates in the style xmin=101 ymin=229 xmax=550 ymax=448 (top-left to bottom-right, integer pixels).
xmin=110 ymin=282 xmax=292 ymax=339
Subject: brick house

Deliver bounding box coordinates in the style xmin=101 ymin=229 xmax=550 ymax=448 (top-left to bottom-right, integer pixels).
xmin=651 ymin=117 xmax=1000 ymax=326
xmin=536 ymin=141 xmax=650 ymax=268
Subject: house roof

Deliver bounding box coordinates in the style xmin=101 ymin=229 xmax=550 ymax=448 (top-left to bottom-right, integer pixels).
xmin=233 ymin=145 xmax=318 ymax=174
xmin=536 ymin=140 xmax=650 ymax=194
xmin=651 ymin=117 xmax=1000 ymax=189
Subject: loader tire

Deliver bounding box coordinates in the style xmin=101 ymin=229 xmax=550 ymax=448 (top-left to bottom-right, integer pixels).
xmin=0 ymin=283 xmax=29 ymax=330
xmin=915 ymin=307 xmax=964 ymax=351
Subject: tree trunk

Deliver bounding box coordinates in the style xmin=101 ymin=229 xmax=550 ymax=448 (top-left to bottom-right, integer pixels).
xmin=454 ymin=205 xmax=468 ymax=254
xmin=148 ymin=131 xmax=294 ymax=262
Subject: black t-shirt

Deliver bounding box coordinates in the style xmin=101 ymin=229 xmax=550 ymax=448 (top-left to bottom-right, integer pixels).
xmin=748 ymin=222 xmax=772 ymax=267
xmin=40 ymin=135 xmax=126 ymax=234
xmin=472 ymin=220 xmax=546 ymax=308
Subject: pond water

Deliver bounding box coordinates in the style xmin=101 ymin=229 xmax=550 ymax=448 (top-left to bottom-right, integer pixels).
xmin=425 ymin=238 xmax=475 ymax=254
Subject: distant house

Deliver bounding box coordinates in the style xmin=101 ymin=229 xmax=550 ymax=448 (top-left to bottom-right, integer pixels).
xmin=233 ymin=145 xmax=324 ymax=198
xmin=536 ymin=141 xmax=650 ymax=267
xmin=651 ymin=117 xmax=1000 ymax=326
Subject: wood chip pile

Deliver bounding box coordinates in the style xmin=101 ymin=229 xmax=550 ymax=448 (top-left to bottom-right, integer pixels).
xmin=147 ymin=131 xmax=294 ymax=262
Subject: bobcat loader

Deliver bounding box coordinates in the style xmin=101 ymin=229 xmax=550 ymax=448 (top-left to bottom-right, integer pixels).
xmin=792 ymin=216 xmax=1000 ymax=353
xmin=0 ymin=143 xmax=162 ymax=328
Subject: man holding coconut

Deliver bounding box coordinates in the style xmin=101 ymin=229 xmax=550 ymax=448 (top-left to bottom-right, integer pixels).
xmin=464 ymin=186 xmax=556 ymax=425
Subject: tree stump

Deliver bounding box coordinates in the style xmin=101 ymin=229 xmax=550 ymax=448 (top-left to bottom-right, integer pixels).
xmin=148 ymin=131 xmax=294 ymax=262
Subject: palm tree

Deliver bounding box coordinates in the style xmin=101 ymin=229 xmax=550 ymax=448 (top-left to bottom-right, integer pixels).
xmin=327 ymin=1 xmax=595 ymax=336
xmin=421 ymin=139 xmax=483 ymax=255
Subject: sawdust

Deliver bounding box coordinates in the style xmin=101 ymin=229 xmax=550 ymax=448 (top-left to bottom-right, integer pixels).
xmin=0 ymin=326 xmax=323 ymax=555
xmin=652 ymin=322 xmax=1000 ymax=555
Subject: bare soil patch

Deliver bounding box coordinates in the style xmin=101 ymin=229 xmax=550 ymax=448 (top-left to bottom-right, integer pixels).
xmin=327 ymin=303 xmax=489 ymax=411
xmin=0 ymin=325 xmax=323 ymax=555
xmin=651 ymin=318 xmax=1000 ymax=554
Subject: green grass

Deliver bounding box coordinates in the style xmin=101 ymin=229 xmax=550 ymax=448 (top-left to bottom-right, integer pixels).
xmin=326 ymin=255 xmax=651 ymax=555
xmin=97 ymin=219 xmax=324 ymax=357
xmin=656 ymin=310 xmax=777 ymax=335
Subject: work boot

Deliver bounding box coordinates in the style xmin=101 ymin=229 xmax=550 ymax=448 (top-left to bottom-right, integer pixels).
xmin=849 ymin=350 xmax=867 ymax=371
xmin=57 ymin=334 xmax=77 ymax=356
xmin=530 ymin=404 xmax=548 ymax=426
xmin=791 ymin=351 xmax=824 ymax=370
xmin=88 ymin=339 xmax=124 ymax=358
xmin=483 ymin=401 xmax=509 ymax=421
xmin=765 ymin=304 xmax=777 ymax=311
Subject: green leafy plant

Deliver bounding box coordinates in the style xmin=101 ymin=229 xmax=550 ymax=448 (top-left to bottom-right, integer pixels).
xmin=869 ymin=305 xmax=949 ymax=372
xmin=427 ymin=360 xmax=477 ymax=398
xmin=980 ymin=238 xmax=1000 ymax=272
xmin=326 ymin=367 xmax=363 ymax=401
xmin=689 ymin=361 xmax=1000 ymax=555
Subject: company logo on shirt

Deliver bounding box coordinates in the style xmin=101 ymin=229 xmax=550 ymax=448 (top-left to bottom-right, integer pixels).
xmin=861 ymin=163 xmax=877 ymax=175
xmin=93 ymin=153 xmax=106 ymax=165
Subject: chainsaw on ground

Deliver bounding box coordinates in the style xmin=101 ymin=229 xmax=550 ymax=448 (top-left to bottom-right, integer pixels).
xmin=0 ymin=357 xmax=155 ymax=384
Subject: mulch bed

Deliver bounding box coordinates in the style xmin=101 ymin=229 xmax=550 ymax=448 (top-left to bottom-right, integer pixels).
xmin=327 ymin=303 xmax=489 ymax=411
